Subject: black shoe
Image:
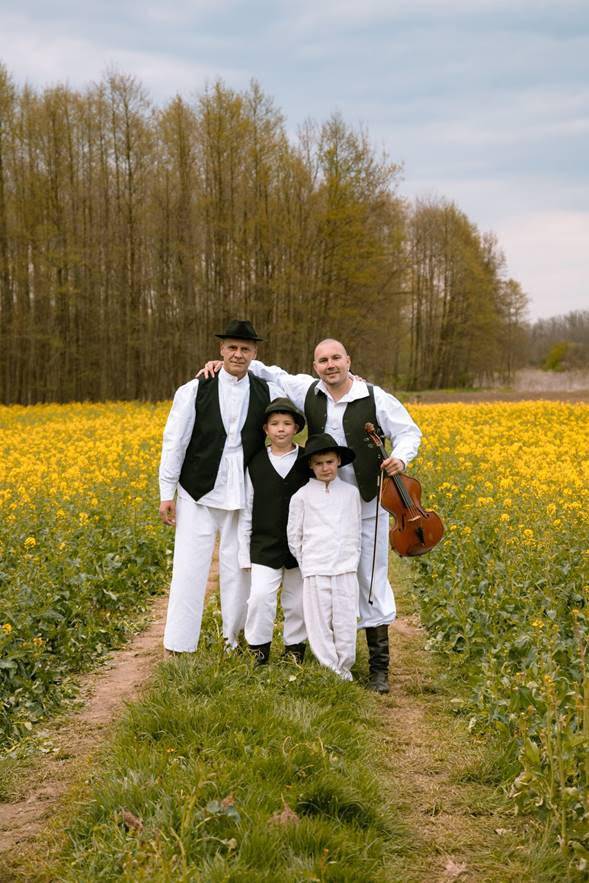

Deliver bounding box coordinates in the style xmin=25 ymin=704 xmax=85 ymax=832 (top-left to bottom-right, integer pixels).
xmin=248 ymin=642 xmax=271 ymax=665
xmin=283 ymin=642 xmax=306 ymax=664
xmin=365 ymin=625 xmax=390 ymax=694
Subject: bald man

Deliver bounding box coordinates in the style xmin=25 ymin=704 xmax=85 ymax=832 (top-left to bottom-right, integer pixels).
xmin=202 ymin=339 xmax=421 ymax=692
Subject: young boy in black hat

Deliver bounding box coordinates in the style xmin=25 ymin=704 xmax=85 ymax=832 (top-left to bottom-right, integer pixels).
xmin=238 ymin=397 xmax=309 ymax=664
xmin=287 ymin=433 xmax=362 ymax=681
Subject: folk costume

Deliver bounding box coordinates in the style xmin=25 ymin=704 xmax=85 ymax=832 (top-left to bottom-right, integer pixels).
xmin=287 ymin=434 xmax=362 ymax=681
xmin=159 ymin=321 xmax=282 ymax=652
xmin=238 ymin=398 xmax=309 ymax=664
xmin=249 ymin=360 xmax=422 ymax=691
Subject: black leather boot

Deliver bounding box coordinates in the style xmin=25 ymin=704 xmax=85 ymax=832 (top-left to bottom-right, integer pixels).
xmin=365 ymin=626 xmax=390 ymax=694
xmin=283 ymin=642 xmax=307 ymax=664
xmin=248 ymin=642 xmax=271 ymax=666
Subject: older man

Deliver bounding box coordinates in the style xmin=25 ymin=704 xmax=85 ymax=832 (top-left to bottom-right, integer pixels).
xmin=202 ymin=338 xmax=421 ymax=691
xmin=159 ymin=320 xmax=282 ymax=653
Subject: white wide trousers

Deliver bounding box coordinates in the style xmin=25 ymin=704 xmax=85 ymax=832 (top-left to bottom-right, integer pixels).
xmin=303 ymin=572 xmax=359 ymax=680
xmin=163 ymin=495 xmax=249 ymax=652
xmin=357 ymin=505 xmax=396 ymax=629
xmin=244 ymin=564 xmax=306 ymax=646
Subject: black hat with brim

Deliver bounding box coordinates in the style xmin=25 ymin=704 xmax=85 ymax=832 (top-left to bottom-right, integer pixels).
xmin=264 ymin=397 xmax=306 ymax=431
xmin=298 ymin=432 xmax=355 ymax=470
xmin=216 ymin=319 xmax=264 ymax=341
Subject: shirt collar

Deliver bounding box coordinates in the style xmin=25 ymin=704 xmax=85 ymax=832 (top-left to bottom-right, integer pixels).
xmin=267 ymin=444 xmax=299 ymax=459
xmin=219 ymin=366 xmax=250 ymax=386
xmin=315 ymin=377 xmax=369 ymax=403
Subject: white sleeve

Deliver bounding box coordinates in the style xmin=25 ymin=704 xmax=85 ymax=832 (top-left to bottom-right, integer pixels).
xmin=373 ymin=386 xmax=422 ymax=468
xmin=237 ymin=470 xmax=254 ymax=569
xmin=250 ymin=360 xmax=314 ymax=410
xmin=158 ymin=380 xmax=198 ymax=501
xmin=287 ymin=491 xmax=305 ymax=564
xmin=353 ymin=488 xmax=362 ymax=567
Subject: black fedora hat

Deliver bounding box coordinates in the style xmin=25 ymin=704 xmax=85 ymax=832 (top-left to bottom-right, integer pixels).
xmin=298 ymin=433 xmax=355 ymax=469
xmin=216 ymin=319 xmax=264 ymax=342
xmin=263 ymin=397 xmax=306 ymax=431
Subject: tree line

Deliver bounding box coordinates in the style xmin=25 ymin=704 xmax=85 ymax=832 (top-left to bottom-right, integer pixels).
xmin=0 ymin=64 xmax=530 ymax=403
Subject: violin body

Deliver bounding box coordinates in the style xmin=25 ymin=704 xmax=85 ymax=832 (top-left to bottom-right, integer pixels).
xmin=363 ymin=421 xmax=444 ymax=558
xmin=381 ymin=473 xmax=445 ymax=557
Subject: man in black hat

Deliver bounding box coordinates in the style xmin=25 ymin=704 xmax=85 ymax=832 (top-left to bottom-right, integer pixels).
xmin=159 ymin=320 xmax=282 ymax=653
xmin=199 ymin=338 xmax=421 ymax=691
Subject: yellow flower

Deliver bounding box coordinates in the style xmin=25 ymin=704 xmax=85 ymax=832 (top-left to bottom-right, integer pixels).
xmin=523 ymin=529 xmax=534 ymax=539
xmin=546 ymin=503 xmax=556 ymax=517
xmin=79 ymin=512 xmax=89 ymax=525
xmin=500 ymin=513 xmax=510 ymax=523
xmin=531 ymin=619 xmax=544 ymax=629
xmin=24 ymin=536 xmax=37 ymax=548
xmin=2 ymin=623 xmax=12 ymax=634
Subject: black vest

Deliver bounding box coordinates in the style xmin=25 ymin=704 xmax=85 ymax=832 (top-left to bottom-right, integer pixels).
xmin=179 ymin=372 xmax=270 ymax=502
xmin=304 ymin=381 xmax=384 ymax=502
xmin=249 ymin=447 xmax=308 ymax=569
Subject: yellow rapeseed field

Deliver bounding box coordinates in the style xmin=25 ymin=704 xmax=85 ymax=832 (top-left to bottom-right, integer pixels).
xmin=410 ymin=401 xmax=588 ymax=857
xmin=1 ymin=400 xmax=587 ymax=855
xmin=0 ymin=402 xmax=170 ymax=744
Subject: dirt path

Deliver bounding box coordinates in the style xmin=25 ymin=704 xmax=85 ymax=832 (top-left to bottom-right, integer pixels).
xmin=382 ymin=612 xmax=544 ymax=882
xmin=0 ymin=559 xmax=218 ymax=858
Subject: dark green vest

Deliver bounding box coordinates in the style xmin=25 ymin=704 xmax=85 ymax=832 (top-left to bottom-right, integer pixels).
xmin=304 ymin=381 xmax=384 ymax=502
xmin=179 ymin=372 xmax=270 ymax=503
xmin=249 ymin=447 xmax=308 ymax=569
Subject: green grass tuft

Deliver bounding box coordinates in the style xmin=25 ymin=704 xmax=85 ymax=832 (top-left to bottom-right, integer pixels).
xmin=24 ymin=611 xmax=409 ymax=881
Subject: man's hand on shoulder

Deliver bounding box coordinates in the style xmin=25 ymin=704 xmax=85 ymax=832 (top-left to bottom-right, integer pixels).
xmin=195 ymin=360 xmax=222 ymax=379
xmin=159 ymin=500 xmax=176 ymax=526
xmin=381 ymin=456 xmax=405 ymax=477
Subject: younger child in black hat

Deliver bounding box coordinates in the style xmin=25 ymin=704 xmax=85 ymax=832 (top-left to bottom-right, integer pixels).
xmin=287 ymin=433 xmax=362 ymax=681
xmin=238 ymin=398 xmax=309 ymax=664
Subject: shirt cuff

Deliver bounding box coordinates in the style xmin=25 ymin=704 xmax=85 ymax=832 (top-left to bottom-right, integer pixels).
xmin=391 ymin=449 xmax=411 ymax=468
xmin=238 ymin=554 xmax=251 ymax=569
xmin=159 ymin=481 xmax=177 ymax=501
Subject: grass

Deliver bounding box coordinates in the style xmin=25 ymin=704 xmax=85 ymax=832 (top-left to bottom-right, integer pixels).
xmin=4 ymin=567 xmax=578 ymax=882
xmin=7 ymin=606 xmax=411 ymax=882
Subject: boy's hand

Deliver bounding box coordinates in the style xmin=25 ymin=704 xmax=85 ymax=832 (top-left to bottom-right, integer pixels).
xmin=159 ymin=500 xmax=176 ymax=525
xmin=196 ymin=360 xmax=222 ymax=379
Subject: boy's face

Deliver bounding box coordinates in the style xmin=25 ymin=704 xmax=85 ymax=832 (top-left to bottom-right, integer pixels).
xmin=264 ymin=413 xmax=298 ymax=449
xmin=309 ymin=451 xmax=341 ymax=483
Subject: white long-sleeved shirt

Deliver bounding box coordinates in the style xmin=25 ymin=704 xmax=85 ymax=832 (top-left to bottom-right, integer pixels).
xmin=237 ymin=445 xmax=300 ymax=568
xmin=158 ymin=368 xmax=282 ymax=509
xmin=250 ymin=360 xmax=421 ymax=516
xmin=287 ymin=476 xmax=362 ymax=578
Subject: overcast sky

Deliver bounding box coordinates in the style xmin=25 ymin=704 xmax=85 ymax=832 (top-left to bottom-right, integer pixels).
xmin=1 ymin=0 xmax=588 ymax=320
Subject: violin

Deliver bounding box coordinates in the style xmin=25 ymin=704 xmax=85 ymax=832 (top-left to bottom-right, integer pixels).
xmin=364 ymin=422 xmax=444 ymax=557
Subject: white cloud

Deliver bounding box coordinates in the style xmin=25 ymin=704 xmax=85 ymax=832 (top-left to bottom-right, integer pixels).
xmin=497 ymin=211 xmax=589 ymax=318
xmin=0 ymin=14 xmax=246 ymax=100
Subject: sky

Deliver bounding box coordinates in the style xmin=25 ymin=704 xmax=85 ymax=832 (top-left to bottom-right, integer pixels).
xmin=1 ymin=0 xmax=588 ymax=320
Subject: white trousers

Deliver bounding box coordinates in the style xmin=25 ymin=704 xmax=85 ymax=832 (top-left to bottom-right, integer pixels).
xmin=357 ymin=505 xmax=396 ymax=629
xmin=244 ymin=564 xmax=306 ymax=646
xmin=303 ymin=573 xmax=359 ymax=680
xmin=163 ymin=495 xmax=249 ymax=652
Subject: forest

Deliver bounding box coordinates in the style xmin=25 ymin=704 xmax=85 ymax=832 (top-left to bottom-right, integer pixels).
xmin=0 ymin=64 xmax=582 ymax=404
